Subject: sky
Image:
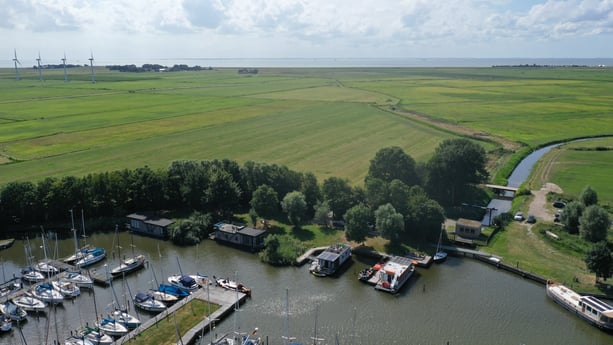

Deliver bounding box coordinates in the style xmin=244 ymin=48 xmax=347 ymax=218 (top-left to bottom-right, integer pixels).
xmin=2 ymin=0 xmax=613 ymax=66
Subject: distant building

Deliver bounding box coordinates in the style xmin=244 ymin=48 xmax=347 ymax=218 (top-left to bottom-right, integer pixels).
xmin=127 ymin=213 xmax=174 ymax=238
xmin=455 ymin=218 xmax=483 ymax=239
xmin=213 ymin=222 xmax=267 ymax=251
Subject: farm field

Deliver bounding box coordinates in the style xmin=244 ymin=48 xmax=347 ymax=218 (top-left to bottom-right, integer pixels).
xmin=1 ymin=66 xmax=612 ymax=187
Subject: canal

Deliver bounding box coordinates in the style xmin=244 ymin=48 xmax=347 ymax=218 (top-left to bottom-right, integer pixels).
xmin=0 ymin=232 xmax=610 ymax=345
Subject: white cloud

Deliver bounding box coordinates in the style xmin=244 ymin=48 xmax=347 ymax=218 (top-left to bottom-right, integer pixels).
xmin=1 ymin=0 xmax=613 ymax=61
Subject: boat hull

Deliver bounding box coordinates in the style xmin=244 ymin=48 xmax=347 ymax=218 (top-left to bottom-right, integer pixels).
xmin=546 ymin=283 xmax=613 ymax=332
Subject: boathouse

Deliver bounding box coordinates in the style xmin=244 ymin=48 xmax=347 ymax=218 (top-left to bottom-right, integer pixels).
xmin=127 ymin=212 xmax=174 ymax=238
xmin=213 ymin=223 xmax=267 ymax=251
xmin=455 ymin=218 xmax=483 ymax=239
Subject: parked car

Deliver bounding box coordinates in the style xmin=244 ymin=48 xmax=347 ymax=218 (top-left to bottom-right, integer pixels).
xmin=553 ymin=201 xmax=566 ymax=208
xmin=514 ymin=212 xmax=524 ymax=221
xmin=526 ymin=215 xmax=536 ymax=223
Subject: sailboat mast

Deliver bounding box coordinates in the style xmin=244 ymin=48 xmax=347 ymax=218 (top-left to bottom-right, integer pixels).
xmin=81 ymin=209 xmax=88 ymax=246
xmin=70 ymin=209 xmax=79 ymax=253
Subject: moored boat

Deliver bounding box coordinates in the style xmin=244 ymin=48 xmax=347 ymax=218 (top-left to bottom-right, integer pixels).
xmin=215 ymin=276 xmax=252 ymax=297
xmin=167 ymin=274 xmax=199 ymax=292
xmin=0 ymin=300 xmax=27 ymax=322
xmin=52 ymin=280 xmax=81 ymax=298
xmin=21 ymin=266 xmax=45 ymax=283
xmin=11 ymin=295 xmax=47 ymax=312
xmin=0 ymin=314 xmax=12 ymax=332
xmin=79 ymin=325 xmax=114 ymax=345
xmin=97 ymin=317 xmax=128 ymax=337
xmin=61 ymin=271 xmax=94 ymax=289
xmin=30 ymin=283 xmax=64 ymax=304
xmin=309 ymin=243 xmax=352 ymax=277
xmin=433 ymin=226 xmax=447 ymax=263
xmin=110 ymin=308 xmax=141 ymax=329
xmin=75 ymin=248 xmax=106 ymax=268
xmin=156 ymin=283 xmax=190 ymax=299
xmin=546 ymin=281 xmax=613 ymax=331
xmin=134 ymin=292 xmax=167 ymax=312
xmin=374 ymin=256 xmax=415 ymax=294
xmin=65 ymin=334 xmax=95 ymax=345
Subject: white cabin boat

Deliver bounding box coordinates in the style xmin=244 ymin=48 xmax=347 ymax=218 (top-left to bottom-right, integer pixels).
xmin=110 ymin=254 xmax=146 ymax=276
xmin=110 ymin=308 xmax=141 ymax=329
xmin=79 ymin=325 xmax=114 ymax=345
xmin=30 ymin=283 xmax=64 ymax=304
xmin=374 ymin=256 xmax=415 ymax=294
xmin=61 ymin=271 xmax=94 ymax=289
xmin=309 ymin=243 xmax=352 ymax=277
xmin=52 ymin=280 xmax=81 ymax=298
xmin=12 ymin=295 xmax=47 ymax=312
xmin=65 ymin=335 xmax=95 ymax=345
xmin=0 ymin=300 xmax=27 ymax=321
xmin=546 ymin=281 xmax=613 ymax=331
xmin=21 ymin=266 xmax=45 ymax=282
xmin=75 ymin=248 xmax=106 ymax=268
xmin=97 ymin=317 xmax=128 ymax=337
xmin=134 ymin=292 xmax=167 ymax=312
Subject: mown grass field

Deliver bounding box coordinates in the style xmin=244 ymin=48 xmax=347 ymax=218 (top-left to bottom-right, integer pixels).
xmin=2 ymin=67 xmax=612 ymax=187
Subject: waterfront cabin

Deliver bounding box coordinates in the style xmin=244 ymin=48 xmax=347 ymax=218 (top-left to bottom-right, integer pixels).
xmin=455 ymin=218 xmax=483 ymax=239
xmin=127 ymin=213 xmax=174 ymax=238
xmin=213 ymin=223 xmax=267 ymax=251
xmin=309 ymin=243 xmax=352 ymax=277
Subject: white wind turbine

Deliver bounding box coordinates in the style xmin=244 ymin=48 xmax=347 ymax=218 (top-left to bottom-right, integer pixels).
xmin=36 ymin=52 xmax=43 ymax=81
xmin=61 ymin=52 xmax=68 ymax=82
xmin=89 ymin=51 xmax=96 ymax=83
xmin=12 ymin=49 xmax=21 ymax=80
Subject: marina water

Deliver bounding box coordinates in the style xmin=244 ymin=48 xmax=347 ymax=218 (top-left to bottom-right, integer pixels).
xmin=0 ymin=232 xmax=611 ymax=345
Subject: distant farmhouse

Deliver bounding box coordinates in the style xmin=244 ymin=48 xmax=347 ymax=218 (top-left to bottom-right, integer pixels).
xmin=213 ymin=222 xmax=266 ymax=251
xmin=127 ymin=212 xmax=174 ymax=238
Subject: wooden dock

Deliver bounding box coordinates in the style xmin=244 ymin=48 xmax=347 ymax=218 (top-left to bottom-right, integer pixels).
xmin=114 ymin=284 xmax=248 ymax=345
xmin=295 ymin=246 xmax=327 ymax=265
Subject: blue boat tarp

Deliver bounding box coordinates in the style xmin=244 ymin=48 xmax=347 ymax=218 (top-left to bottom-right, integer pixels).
xmin=179 ymin=275 xmax=196 ymax=287
xmin=135 ymin=292 xmax=151 ymax=303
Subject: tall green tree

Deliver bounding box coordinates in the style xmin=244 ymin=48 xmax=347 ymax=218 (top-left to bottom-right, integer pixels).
xmin=344 ymin=204 xmax=373 ymax=244
xmin=375 ymin=203 xmax=405 ymax=240
xmin=250 ymin=184 xmax=279 ymax=220
xmin=426 ymin=138 xmax=487 ymax=205
xmin=322 ymin=177 xmax=355 ymax=219
xmin=367 ymin=146 xmax=419 ymax=186
xmin=388 ymin=179 xmax=410 ymax=216
xmin=281 ymin=191 xmax=307 ymax=228
xmin=364 ymin=177 xmax=389 ymax=210
xmin=585 ymin=241 xmax=613 ymax=282
xmin=300 ymin=172 xmax=321 ymax=217
xmin=561 ymin=201 xmax=584 ymax=234
xmin=313 ymin=200 xmax=332 ymax=227
xmin=579 ymin=205 xmax=611 ymax=242
xmin=405 ymin=186 xmax=446 ymax=242
xmin=580 ymin=185 xmax=598 ymax=207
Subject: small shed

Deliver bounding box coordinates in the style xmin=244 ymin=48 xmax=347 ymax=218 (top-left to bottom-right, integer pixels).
xmin=213 ymin=223 xmax=267 ymax=251
xmin=127 ymin=213 xmax=174 ymax=238
xmin=455 ymin=218 xmax=483 ymax=239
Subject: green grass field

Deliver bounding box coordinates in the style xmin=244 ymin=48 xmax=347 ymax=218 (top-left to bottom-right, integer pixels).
xmin=1 ymin=67 xmax=612 ymax=187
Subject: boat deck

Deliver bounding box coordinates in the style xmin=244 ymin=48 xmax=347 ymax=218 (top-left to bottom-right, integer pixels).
xmin=549 ymin=283 xmax=581 ymax=308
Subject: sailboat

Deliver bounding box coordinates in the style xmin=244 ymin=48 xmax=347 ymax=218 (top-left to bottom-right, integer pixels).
xmin=110 ymin=226 xmax=145 ymax=276
xmin=282 ymin=289 xmax=302 ymax=345
xmin=21 ymin=239 xmax=45 ymax=282
xmin=433 ymin=225 xmax=448 ymax=263
xmin=64 ymin=209 xmax=92 ymax=264
xmin=72 ymin=211 xmax=107 ymax=268
xmin=107 ymin=265 xmax=141 ymax=329
xmin=34 ymin=228 xmax=59 ymax=275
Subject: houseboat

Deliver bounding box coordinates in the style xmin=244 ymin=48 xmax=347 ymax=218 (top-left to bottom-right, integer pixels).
xmin=374 ymin=256 xmax=415 ymax=293
xmin=309 ymin=243 xmax=352 ymax=277
xmin=546 ymin=281 xmax=613 ymax=331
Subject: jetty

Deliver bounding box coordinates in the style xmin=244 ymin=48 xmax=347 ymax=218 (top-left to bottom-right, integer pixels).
xmin=115 ymin=283 xmax=248 ymax=345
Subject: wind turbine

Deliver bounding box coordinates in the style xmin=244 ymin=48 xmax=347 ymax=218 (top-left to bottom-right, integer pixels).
xmin=12 ymin=49 xmax=21 ymax=80
xmin=88 ymin=51 xmax=96 ymax=83
xmin=36 ymin=52 xmax=43 ymax=81
xmin=61 ymin=52 xmax=68 ymax=82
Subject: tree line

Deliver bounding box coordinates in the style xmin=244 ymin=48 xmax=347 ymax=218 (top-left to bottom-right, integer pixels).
xmin=0 ymin=139 xmax=487 ymax=248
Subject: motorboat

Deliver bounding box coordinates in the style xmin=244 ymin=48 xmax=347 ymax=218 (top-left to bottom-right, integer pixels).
xmin=65 ymin=334 xmax=95 ymax=345
xmin=61 ymin=271 xmax=94 ymax=289
xmin=21 ymin=266 xmax=45 ymax=283
xmin=134 ymin=292 xmax=167 ymax=312
xmin=75 ymin=248 xmax=106 ymax=268
xmin=110 ymin=254 xmax=146 ymax=276
xmin=167 ymin=274 xmax=199 ymax=292
xmin=215 ymin=276 xmax=252 ymax=297
xmin=156 ymin=283 xmax=190 ymax=299
xmin=0 ymin=300 xmax=27 ymax=322
xmin=31 ymin=283 xmax=64 ymax=304
xmin=11 ymin=295 xmax=47 ymax=312
xmin=79 ymin=325 xmax=114 ymax=345
xmin=110 ymin=308 xmax=141 ymax=329
xmin=150 ymin=288 xmax=179 ymax=304
xmin=0 ymin=314 xmax=12 ymax=332
xmin=546 ymin=281 xmax=613 ymax=331
xmin=97 ymin=317 xmax=128 ymax=337
xmin=52 ymin=280 xmax=81 ymax=298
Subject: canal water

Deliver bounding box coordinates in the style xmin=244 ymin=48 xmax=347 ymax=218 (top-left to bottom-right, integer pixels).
xmin=0 ymin=233 xmax=611 ymax=345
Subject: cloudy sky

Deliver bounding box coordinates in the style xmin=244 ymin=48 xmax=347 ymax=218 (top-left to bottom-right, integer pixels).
xmin=2 ymin=0 xmax=613 ymax=66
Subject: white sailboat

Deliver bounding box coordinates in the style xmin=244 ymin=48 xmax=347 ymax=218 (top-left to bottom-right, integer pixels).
xmin=433 ymin=225 xmax=448 ymax=263
xmin=34 ymin=229 xmax=59 ymax=275
xmin=110 ymin=226 xmax=145 ymax=276
xmin=11 ymin=294 xmax=47 ymax=312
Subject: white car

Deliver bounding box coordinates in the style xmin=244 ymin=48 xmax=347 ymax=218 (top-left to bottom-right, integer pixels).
xmin=514 ymin=212 xmax=524 ymax=221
